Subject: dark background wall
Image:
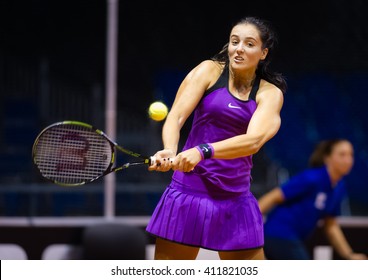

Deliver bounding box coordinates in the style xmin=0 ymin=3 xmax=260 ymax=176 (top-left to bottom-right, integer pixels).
xmin=0 ymin=0 xmax=368 ymax=216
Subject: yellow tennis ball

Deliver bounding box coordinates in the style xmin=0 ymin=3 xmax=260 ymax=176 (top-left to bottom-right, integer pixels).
xmin=148 ymin=101 xmax=168 ymax=121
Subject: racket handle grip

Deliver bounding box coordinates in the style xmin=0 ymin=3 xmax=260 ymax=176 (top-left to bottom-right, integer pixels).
xmin=149 ymin=156 xmax=156 ymax=165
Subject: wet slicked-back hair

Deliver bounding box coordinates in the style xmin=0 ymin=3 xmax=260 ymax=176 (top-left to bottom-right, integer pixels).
xmin=211 ymin=16 xmax=287 ymax=94
xmin=308 ymin=139 xmax=350 ymax=168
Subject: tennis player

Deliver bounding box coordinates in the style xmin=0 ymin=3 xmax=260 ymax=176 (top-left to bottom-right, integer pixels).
xmin=147 ymin=16 xmax=286 ymax=260
xmin=258 ymin=139 xmax=367 ymax=260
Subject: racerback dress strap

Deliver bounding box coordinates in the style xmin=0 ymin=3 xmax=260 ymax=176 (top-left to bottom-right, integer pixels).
xmin=248 ymin=76 xmax=260 ymax=101
xmin=203 ymin=66 xmax=228 ymax=96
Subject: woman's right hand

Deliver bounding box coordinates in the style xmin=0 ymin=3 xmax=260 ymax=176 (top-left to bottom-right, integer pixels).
xmin=148 ymin=149 xmax=175 ymax=172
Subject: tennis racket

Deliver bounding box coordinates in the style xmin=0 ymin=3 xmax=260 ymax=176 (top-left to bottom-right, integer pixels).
xmin=32 ymin=120 xmax=156 ymax=186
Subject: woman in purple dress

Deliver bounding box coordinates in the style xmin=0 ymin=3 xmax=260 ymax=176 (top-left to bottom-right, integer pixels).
xmin=147 ymin=16 xmax=287 ymax=260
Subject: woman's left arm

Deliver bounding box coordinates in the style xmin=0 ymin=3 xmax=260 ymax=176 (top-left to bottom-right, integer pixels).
xmin=323 ymin=216 xmax=367 ymax=260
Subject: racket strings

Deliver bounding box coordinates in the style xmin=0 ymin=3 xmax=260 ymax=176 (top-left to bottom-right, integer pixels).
xmin=34 ymin=125 xmax=112 ymax=185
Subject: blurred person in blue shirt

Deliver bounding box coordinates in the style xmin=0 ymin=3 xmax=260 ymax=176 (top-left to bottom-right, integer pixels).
xmin=258 ymin=139 xmax=367 ymax=260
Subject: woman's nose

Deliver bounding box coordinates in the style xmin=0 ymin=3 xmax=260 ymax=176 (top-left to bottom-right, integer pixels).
xmin=236 ymin=44 xmax=245 ymax=52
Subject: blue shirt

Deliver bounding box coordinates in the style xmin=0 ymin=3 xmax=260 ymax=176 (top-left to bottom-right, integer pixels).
xmin=263 ymin=166 xmax=347 ymax=240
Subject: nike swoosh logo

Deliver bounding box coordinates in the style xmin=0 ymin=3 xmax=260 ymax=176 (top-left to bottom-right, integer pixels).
xmin=228 ymin=103 xmax=242 ymax=109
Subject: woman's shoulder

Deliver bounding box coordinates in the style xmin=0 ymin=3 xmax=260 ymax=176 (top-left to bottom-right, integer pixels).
xmin=259 ymin=79 xmax=283 ymax=94
xmin=298 ymin=167 xmax=329 ymax=186
xmin=195 ymin=60 xmax=224 ymax=73
xmin=255 ymin=79 xmax=284 ymax=106
xmin=188 ymin=60 xmax=224 ymax=88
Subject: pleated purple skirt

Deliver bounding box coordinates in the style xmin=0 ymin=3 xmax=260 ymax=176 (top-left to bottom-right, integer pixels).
xmin=146 ymin=179 xmax=264 ymax=251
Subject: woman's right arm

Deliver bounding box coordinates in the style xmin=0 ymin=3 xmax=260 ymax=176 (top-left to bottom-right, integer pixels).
xmin=323 ymin=216 xmax=367 ymax=260
xmin=257 ymin=187 xmax=285 ymax=215
xmin=149 ymin=60 xmax=221 ymax=171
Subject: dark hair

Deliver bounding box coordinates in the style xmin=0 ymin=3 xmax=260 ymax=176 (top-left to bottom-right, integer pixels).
xmin=211 ymin=16 xmax=287 ymax=94
xmin=308 ymin=139 xmax=350 ymax=168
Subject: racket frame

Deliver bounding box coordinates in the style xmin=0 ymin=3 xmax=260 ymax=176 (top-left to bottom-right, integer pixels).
xmin=32 ymin=120 xmax=154 ymax=186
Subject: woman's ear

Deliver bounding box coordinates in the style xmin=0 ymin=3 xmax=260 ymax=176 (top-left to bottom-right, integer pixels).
xmin=261 ymin=48 xmax=269 ymax=60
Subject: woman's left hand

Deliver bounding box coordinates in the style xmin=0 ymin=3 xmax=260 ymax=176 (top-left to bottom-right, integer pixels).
xmin=171 ymin=147 xmax=202 ymax=172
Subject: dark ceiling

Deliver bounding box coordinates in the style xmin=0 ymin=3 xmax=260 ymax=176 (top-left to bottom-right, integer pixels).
xmin=2 ymin=0 xmax=367 ymax=85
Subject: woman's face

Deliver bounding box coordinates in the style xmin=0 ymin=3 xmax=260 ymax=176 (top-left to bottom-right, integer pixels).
xmin=228 ymin=23 xmax=268 ymax=72
xmin=325 ymin=141 xmax=354 ymax=176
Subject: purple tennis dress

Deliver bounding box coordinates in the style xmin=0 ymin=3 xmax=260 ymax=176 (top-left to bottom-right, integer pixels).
xmin=146 ymin=66 xmax=264 ymax=251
